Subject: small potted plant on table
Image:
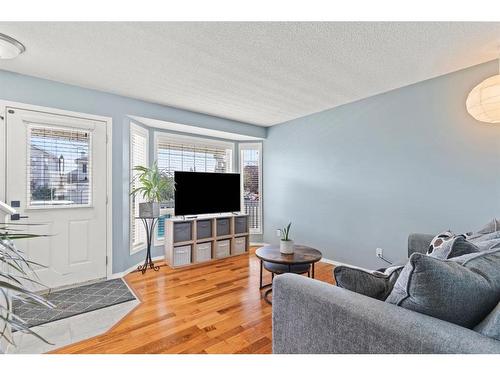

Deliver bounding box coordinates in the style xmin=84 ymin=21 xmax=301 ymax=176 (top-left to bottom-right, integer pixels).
xmin=280 ymin=222 xmax=294 ymax=254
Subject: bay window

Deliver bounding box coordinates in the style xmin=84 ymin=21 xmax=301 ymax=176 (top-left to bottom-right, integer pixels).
xmin=154 ymin=132 xmax=235 ymax=243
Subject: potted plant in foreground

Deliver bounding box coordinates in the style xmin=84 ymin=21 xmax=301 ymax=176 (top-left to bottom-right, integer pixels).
xmin=130 ymin=161 xmax=174 ymax=218
xmin=0 ymin=211 xmax=54 ymax=350
xmin=280 ymin=222 xmax=294 ymax=254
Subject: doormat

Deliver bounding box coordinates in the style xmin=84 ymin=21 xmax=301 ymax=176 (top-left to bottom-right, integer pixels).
xmin=12 ymin=278 xmax=136 ymax=329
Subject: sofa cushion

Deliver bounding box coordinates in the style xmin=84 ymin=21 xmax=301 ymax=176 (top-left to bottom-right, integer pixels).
xmin=408 ymin=233 xmax=435 ymax=256
xmin=474 ymin=302 xmax=500 ymax=341
xmin=426 ymin=231 xmax=479 ymax=259
xmin=477 ymin=218 xmax=500 ymax=234
xmin=466 ymin=218 xmax=500 ymax=240
xmin=386 ymin=249 xmax=500 ymax=328
xmin=468 ymin=230 xmax=500 ymax=251
xmin=334 ymin=264 xmax=404 ymax=300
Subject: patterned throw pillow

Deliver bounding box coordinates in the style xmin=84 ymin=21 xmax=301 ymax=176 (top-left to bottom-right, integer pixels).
xmin=427 ymin=230 xmax=454 ymax=256
xmin=427 ymin=231 xmax=479 ymax=260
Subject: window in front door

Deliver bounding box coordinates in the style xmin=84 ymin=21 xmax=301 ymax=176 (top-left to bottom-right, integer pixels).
xmin=28 ymin=125 xmax=92 ymax=208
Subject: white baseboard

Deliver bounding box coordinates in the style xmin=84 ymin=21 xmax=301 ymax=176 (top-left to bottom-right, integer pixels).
xmin=109 ymin=253 xmax=367 ymax=280
xmin=109 ymin=255 xmax=165 ymax=279
xmin=320 ymin=257 xmax=349 ymax=267
xmin=250 ymin=242 xmax=269 ymax=247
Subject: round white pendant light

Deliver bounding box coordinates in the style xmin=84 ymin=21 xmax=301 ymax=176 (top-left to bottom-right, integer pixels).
xmin=466 ymin=59 xmax=500 ymax=124
xmin=0 ymin=33 xmax=26 ymax=59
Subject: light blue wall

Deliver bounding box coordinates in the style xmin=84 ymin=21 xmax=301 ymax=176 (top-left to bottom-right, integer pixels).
xmin=263 ymin=60 xmax=500 ymax=269
xmin=0 ymin=70 xmax=266 ymax=273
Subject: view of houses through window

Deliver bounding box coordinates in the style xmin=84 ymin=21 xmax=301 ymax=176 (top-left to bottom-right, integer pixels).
xmin=29 ymin=126 xmax=91 ymax=207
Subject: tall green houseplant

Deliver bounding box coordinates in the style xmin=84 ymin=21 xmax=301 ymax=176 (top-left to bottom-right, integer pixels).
xmin=130 ymin=161 xmax=175 ymax=218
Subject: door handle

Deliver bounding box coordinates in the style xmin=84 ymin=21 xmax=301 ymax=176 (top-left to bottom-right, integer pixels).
xmin=10 ymin=214 xmax=28 ymax=221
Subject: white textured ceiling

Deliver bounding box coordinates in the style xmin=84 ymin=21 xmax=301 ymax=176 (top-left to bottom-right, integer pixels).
xmin=1 ymin=22 xmax=500 ymax=126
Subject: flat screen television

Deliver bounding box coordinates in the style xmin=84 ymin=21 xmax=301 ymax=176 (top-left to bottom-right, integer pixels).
xmin=174 ymin=171 xmax=241 ymax=216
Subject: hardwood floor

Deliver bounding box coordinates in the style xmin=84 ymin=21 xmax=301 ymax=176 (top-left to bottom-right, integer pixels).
xmin=52 ymin=248 xmax=334 ymax=354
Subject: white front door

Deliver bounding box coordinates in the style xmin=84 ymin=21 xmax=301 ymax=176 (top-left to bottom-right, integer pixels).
xmin=4 ymin=107 xmax=108 ymax=289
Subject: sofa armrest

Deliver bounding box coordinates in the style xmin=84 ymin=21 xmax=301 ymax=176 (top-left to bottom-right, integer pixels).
xmin=272 ymin=274 xmax=500 ymax=354
xmin=408 ymin=233 xmax=434 ymax=257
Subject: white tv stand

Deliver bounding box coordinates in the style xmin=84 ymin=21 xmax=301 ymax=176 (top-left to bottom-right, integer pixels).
xmin=164 ymin=213 xmax=250 ymax=268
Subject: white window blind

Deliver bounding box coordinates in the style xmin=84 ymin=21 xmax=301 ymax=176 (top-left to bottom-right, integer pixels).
xmin=240 ymin=143 xmax=262 ymax=234
xmin=130 ymin=124 xmax=149 ymax=252
xmin=156 ymin=134 xmax=233 ymax=180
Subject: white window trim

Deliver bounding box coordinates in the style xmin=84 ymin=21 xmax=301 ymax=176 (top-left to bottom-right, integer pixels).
xmin=130 ymin=123 xmax=149 ymax=254
xmin=153 ymin=131 xmax=236 ymax=246
xmin=239 ymin=142 xmax=263 ymax=235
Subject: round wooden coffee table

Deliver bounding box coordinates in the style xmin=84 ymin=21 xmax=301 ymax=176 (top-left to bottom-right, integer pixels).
xmin=255 ymin=245 xmax=322 ymax=304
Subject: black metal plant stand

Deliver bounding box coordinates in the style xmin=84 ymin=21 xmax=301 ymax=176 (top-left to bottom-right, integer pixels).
xmin=136 ymin=217 xmax=160 ymax=274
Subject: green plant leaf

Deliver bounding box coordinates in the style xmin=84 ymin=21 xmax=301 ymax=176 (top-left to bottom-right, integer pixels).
xmin=129 ymin=161 xmax=175 ymax=203
xmin=1 ymin=231 xmax=54 ymax=345
xmin=0 ymin=314 xmax=53 ymax=345
xmin=281 ymin=222 xmax=292 ymax=241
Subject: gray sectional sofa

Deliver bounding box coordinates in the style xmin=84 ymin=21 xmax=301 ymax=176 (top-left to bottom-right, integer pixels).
xmin=272 ymin=234 xmax=500 ymax=354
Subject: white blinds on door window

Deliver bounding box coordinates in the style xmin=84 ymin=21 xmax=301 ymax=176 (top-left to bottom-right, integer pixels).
xmin=28 ymin=125 xmax=92 ymax=207
xmin=130 ymin=125 xmax=149 ymax=251
xmin=156 ymin=135 xmax=233 ymax=208
xmin=240 ymin=144 xmax=262 ymax=234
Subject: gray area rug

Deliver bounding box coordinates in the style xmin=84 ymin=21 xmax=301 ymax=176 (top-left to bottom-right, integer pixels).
xmin=13 ymin=278 xmax=136 ymax=329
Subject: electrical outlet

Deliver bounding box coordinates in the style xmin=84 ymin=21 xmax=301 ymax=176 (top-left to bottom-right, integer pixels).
xmin=376 ymin=248 xmax=383 ymax=258
xmin=276 ymin=229 xmax=282 ymax=237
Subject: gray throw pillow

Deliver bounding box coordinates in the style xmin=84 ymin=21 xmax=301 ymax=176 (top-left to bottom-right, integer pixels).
xmin=474 ymin=302 xmax=500 ymax=341
xmin=427 ymin=231 xmax=479 ymax=259
xmin=334 ymin=264 xmax=403 ymax=300
xmin=385 ymin=249 xmax=500 ymax=328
